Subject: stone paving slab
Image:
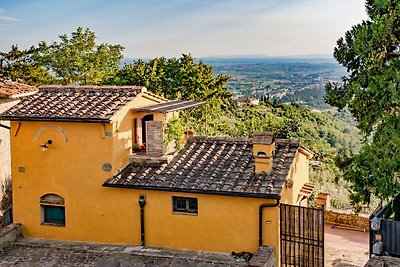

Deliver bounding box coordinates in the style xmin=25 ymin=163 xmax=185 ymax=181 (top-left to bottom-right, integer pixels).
xmin=364 ymin=256 xmax=400 ymax=267
xmin=0 ymin=238 xmax=249 ymax=266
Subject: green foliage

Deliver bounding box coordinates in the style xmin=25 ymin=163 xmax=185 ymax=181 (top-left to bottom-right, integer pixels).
xmin=165 ymin=117 xmax=185 ymax=149
xmin=184 ymin=101 xmax=361 ymax=163
xmin=44 ymin=27 xmax=124 ymax=84
xmin=325 ymin=0 xmax=400 ymax=203
xmin=0 ymin=44 xmax=51 ymax=85
xmin=0 ymin=27 xmax=124 ymax=85
xmin=111 ymin=54 xmax=232 ymax=104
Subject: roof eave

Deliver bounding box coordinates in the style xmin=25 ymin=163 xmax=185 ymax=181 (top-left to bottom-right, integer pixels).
xmin=9 ymin=90 xmax=39 ymax=99
xmin=134 ymin=100 xmax=205 ymax=113
xmin=298 ymin=146 xmax=313 ymax=160
xmin=102 ymin=182 xmax=281 ymax=200
xmin=0 ymin=116 xmax=110 ymax=123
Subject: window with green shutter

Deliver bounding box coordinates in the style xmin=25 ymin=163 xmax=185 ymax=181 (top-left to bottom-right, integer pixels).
xmin=43 ymin=206 xmax=65 ymax=224
xmin=40 ymin=194 xmax=65 ymax=226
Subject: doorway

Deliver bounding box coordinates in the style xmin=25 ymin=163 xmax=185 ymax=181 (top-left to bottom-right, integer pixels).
xmin=141 ymin=114 xmax=154 ymax=144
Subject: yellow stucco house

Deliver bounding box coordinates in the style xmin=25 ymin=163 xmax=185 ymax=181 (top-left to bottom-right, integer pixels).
xmin=0 ymin=85 xmax=317 ymax=266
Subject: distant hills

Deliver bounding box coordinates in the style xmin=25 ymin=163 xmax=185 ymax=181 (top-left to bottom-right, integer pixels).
xmin=121 ymin=56 xmax=337 ymax=67
xmin=121 ymin=56 xmax=343 ymax=109
xmin=201 ymin=57 xmax=338 ymax=66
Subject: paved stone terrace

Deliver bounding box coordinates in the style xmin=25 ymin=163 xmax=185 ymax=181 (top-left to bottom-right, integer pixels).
xmin=0 ymin=238 xmax=249 ymax=267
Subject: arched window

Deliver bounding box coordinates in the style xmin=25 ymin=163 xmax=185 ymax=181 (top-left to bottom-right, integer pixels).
xmin=40 ymin=194 xmax=65 ymax=226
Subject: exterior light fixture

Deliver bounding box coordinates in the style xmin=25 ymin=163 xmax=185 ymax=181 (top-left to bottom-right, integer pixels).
xmin=40 ymin=140 xmax=53 ymax=151
xmin=139 ymin=195 xmax=146 ymax=208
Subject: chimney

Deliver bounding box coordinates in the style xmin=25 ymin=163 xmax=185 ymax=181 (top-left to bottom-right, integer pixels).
xmin=253 ymin=132 xmax=275 ymax=174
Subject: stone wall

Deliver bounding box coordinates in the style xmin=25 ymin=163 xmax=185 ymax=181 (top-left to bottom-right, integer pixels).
xmin=316 ymin=192 xmax=369 ymax=231
xmin=325 ymin=209 xmax=369 ymax=231
xmin=0 ymin=223 xmax=22 ymax=251
xmin=249 ymin=246 xmax=275 ymax=267
xmin=145 ymin=121 xmax=164 ymax=155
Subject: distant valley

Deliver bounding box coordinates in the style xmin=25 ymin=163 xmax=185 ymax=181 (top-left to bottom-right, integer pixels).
xmin=203 ymin=57 xmax=346 ymax=109
xmin=123 ymin=56 xmax=347 ymax=110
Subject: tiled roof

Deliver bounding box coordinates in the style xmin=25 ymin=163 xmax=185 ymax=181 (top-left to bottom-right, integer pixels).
xmin=104 ymin=136 xmax=301 ymax=198
xmin=0 ymin=85 xmax=146 ymax=122
xmin=0 ymin=80 xmax=38 ymax=99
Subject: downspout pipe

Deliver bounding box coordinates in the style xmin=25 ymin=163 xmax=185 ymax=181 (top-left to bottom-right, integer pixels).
xmin=259 ymin=198 xmax=280 ymax=246
xmin=138 ymin=195 xmax=146 ymax=246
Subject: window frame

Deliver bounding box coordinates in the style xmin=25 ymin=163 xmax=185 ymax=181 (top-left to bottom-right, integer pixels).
xmin=40 ymin=194 xmax=66 ymax=227
xmin=41 ymin=205 xmax=66 ymax=226
xmin=172 ymin=196 xmax=198 ymax=215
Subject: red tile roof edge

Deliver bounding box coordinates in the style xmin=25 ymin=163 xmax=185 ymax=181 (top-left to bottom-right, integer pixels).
xmin=0 ymin=80 xmax=38 ymax=99
xmin=38 ymin=85 xmax=147 ymax=91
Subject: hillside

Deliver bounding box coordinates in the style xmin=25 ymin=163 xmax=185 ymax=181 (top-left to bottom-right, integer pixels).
xmin=206 ymin=57 xmax=346 ymax=109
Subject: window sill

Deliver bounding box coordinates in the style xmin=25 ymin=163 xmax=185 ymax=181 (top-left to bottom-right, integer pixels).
xmin=172 ymin=211 xmax=198 ymax=216
xmin=41 ymin=222 xmax=65 ymax=227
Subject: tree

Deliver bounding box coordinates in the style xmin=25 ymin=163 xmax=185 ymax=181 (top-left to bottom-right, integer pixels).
xmin=0 ymin=44 xmax=51 ymax=85
xmin=111 ymin=54 xmax=235 ymax=139
xmin=44 ymin=27 xmax=124 ymax=84
xmin=1 ymin=27 xmax=124 ymax=85
xmin=112 ymin=54 xmax=231 ymax=104
xmin=325 ymin=0 xmax=400 ymax=203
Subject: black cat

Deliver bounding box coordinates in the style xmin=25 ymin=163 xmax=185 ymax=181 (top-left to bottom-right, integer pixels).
xmin=231 ymin=251 xmax=254 ymax=262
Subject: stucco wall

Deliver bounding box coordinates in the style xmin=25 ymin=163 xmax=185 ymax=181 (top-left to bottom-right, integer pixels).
xmin=0 ymin=99 xmax=19 ymax=214
xmin=280 ymin=150 xmax=310 ymax=205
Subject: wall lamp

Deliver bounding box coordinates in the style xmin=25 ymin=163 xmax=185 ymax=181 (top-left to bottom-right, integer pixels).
xmin=40 ymin=140 xmax=53 ymax=151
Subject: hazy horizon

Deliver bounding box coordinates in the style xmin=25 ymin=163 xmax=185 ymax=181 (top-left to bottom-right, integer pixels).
xmin=1 ymin=0 xmax=367 ymax=58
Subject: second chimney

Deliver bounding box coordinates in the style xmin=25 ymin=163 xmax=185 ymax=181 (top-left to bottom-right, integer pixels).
xmin=253 ymin=132 xmax=275 ymax=174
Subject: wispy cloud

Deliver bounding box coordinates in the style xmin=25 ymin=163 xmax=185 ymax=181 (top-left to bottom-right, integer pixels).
xmin=0 ymin=8 xmax=18 ymax=21
xmin=0 ymin=0 xmax=367 ymax=58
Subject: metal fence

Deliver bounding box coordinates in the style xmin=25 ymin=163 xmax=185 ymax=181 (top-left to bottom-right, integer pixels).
xmin=280 ymin=204 xmax=324 ymax=267
xmin=370 ymin=196 xmax=400 ymax=257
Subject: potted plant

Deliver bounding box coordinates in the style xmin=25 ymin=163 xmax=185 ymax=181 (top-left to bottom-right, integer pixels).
xmin=132 ymin=143 xmax=146 ymax=154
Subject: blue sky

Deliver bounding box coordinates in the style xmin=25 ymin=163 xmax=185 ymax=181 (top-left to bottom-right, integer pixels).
xmin=0 ymin=0 xmax=367 ymax=58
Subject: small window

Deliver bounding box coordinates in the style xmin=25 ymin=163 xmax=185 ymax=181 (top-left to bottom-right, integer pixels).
xmin=40 ymin=194 xmax=65 ymax=226
xmin=44 ymin=206 xmax=65 ymax=224
xmin=172 ymin=196 xmax=198 ymax=214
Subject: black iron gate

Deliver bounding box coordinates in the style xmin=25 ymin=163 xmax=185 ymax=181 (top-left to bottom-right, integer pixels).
xmin=280 ymin=204 xmax=324 ymax=266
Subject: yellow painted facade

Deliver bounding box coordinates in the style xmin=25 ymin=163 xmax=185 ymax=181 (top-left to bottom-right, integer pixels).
xmin=9 ymin=91 xmax=311 ymax=267
xmin=280 ymin=151 xmax=311 ymax=205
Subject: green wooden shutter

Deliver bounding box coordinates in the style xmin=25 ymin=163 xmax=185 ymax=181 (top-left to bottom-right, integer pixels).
xmin=44 ymin=206 xmax=65 ymax=224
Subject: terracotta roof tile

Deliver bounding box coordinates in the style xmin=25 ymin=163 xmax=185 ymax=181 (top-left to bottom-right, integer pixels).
xmin=0 ymin=80 xmax=38 ymax=99
xmin=0 ymin=85 xmax=146 ymax=122
xmin=104 ymin=136 xmax=301 ymax=198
